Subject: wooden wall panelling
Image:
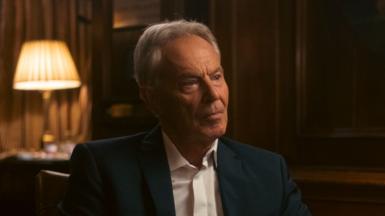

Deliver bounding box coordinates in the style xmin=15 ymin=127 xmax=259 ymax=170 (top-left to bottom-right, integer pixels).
xmin=160 ymin=0 xmax=184 ymax=19
xmin=210 ymin=0 xmax=297 ymax=156
xmin=275 ymin=0 xmax=297 ymax=160
xmin=232 ymin=0 xmax=280 ymax=151
xmin=296 ymin=0 xmax=385 ymax=168
xmin=298 ymin=0 xmax=356 ymax=134
xmin=92 ymin=0 xmax=113 ymax=139
xmin=183 ymin=0 xmax=209 ymax=24
xmin=214 ymin=0 xmax=297 ymax=156
xmin=211 ymin=0 xmax=284 ymax=152
xmin=160 ymin=0 xmax=209 ymax=23
xmin=294 ymin=0 xmax=385 ymax=214
xmin=211 ymin=0 xmax=385 ymax=215
xmin=294 ymin=167 xmax=385 ymax=216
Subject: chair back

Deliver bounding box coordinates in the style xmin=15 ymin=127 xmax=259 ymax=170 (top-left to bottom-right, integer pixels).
xmin=35 ymin=170 xmax=69 ymax=216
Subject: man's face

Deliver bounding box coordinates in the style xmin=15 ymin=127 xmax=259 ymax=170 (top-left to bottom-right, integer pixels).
xmin=145 ymin=35 xmax=229 ymax=144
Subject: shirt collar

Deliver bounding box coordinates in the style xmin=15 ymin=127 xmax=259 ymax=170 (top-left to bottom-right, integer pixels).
xmin=162 ymin=130 xmax=218 ymax=171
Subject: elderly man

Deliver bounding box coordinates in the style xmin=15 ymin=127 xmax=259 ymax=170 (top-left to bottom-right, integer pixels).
xmin=59 ymin=20 xmax=311 ymax=216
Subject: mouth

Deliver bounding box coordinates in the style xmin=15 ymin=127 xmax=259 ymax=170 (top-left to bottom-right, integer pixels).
xmin=203 ymin=111 xmax=224 ymax=120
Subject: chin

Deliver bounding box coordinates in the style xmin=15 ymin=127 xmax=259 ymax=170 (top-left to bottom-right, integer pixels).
xmin=202 ymin=123 xmax=227 ymax=139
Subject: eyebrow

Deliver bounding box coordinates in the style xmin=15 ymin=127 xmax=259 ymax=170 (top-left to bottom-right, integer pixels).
xmin=177 ymin=66 xmax=223 ymax=79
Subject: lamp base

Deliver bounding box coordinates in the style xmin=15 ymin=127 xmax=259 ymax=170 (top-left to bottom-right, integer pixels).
xmin=40 ymin=132 xmax=57 ymax=153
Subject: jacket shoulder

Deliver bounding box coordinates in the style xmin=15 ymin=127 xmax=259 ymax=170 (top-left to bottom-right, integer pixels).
xmin=78 ymin=132 xmax=147 ymax=159
xmin=220 ymin=137 xmax=282 ymax=159
xmin=219 ymin=137 xmax=284 ymax=170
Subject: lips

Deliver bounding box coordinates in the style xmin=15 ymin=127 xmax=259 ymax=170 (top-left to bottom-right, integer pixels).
xmin=200 ymin=102 xmax=227 ymax=120
xmin=202 ymin=110 xmax=225 ymax=119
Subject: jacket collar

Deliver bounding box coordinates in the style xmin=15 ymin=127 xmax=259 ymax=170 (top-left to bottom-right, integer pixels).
xmin=138 ymin=125 xmax=176 ymax=216
xmin=217 ymin=138 xmax=257 ymax=216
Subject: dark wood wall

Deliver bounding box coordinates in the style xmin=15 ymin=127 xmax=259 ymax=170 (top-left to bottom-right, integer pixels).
xmin=91 ymin=0 xmax=385 ymax=215
xmin=211 ymin=0 xmax=385 ymax=215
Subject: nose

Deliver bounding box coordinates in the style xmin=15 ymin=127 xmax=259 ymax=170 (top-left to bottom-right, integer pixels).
xmin=202 ymin=80 xmax=219 ymax=102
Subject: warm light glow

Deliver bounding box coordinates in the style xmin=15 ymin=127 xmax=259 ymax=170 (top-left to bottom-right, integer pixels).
xmin=13 ymin=40 xmax=81 ymax=90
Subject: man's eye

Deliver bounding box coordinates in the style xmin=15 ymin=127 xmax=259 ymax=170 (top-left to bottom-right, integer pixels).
xmin=211 ymin=72 xmax=222 ymax=81
xmin=182 ymin=80 xmax=197 ymax=86
xmin=179 ymin=78 xmax=199 ymax=92
xmin=181 ymin=79 xmax=198 ymax=86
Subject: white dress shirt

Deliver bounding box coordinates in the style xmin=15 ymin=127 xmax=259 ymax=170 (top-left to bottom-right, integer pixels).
xmin=162 ymin=131 xmax=224 ymax=216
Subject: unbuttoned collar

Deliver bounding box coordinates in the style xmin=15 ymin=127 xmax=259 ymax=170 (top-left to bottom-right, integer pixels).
xmin=162 ymin=130 xmax=218 ymax=171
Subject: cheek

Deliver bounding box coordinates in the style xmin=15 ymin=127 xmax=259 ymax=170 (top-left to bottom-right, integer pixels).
xmin=177 ymin=96 xmax=201 ymax=119
xmin=224 ymin=82 xmax=229 ymax=97
xmin=161 ymin=94 xmax=192 ymax=116
xmin=220 ymin=85 xmax=229 ymax=106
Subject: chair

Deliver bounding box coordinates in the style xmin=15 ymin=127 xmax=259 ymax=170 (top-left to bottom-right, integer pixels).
xmin=35 ymin=170 xmax=69 ymax=216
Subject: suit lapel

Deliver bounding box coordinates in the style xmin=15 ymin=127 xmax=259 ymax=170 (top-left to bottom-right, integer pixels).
xmin=138 ymin=126 xmax=176 ymax=216
xmin=217 ymin=140 xmax=254 ymax=216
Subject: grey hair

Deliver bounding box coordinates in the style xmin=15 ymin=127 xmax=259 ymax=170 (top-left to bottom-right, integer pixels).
xmin=133 ymin=20 xmax=220 ymax=87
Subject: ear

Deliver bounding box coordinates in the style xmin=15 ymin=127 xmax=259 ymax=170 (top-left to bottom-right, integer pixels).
xmin=139 ymin=86 xmax=160 ymax=117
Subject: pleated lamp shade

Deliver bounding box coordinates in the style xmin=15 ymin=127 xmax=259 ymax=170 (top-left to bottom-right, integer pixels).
xmin=13 ymin=40 xmax=81 ymax=91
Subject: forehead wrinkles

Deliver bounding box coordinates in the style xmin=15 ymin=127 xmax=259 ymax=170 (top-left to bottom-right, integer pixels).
xmin=161 ymin=39 xmax=220 ymax=76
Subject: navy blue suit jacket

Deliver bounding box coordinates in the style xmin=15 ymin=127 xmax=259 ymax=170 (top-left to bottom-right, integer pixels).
xmin=59 ymin=126 xmax=311 ymax=216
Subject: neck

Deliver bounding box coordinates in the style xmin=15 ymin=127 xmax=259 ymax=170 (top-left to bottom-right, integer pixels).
xmin=167 ymin=132 xmax=215 ymax=168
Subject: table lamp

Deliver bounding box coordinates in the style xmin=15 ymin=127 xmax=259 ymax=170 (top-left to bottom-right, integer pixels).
xmin=13 ymin=40 xmax=81 ymax=150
